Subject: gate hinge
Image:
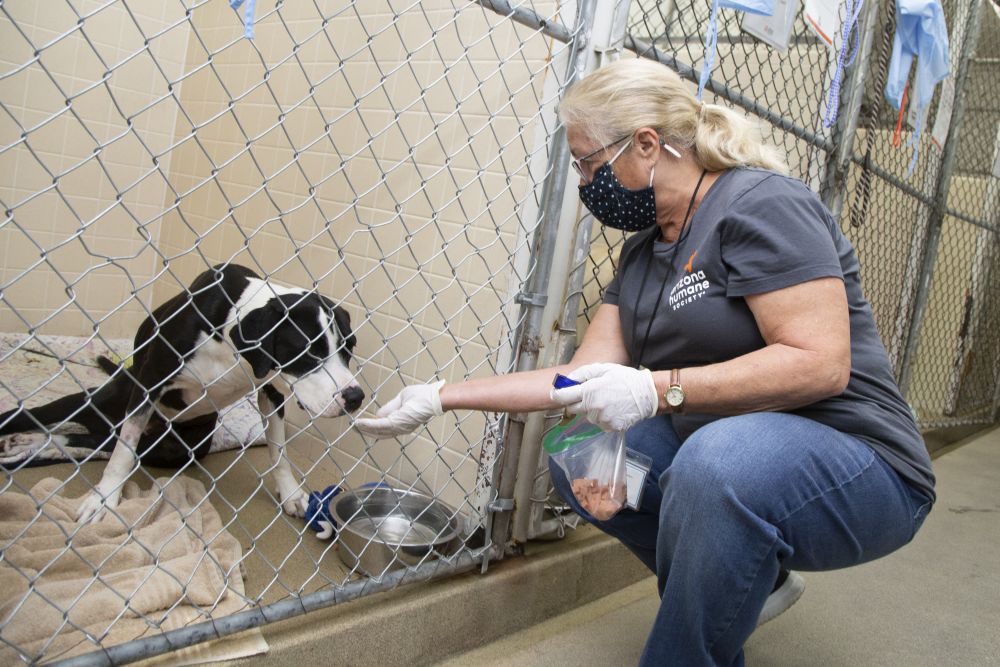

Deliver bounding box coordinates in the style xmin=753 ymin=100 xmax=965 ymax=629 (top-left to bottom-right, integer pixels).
xmin=488 ymin=497 xmax=515 ymax=512
xmin=515 ymin=291 xmax=547 ymax=307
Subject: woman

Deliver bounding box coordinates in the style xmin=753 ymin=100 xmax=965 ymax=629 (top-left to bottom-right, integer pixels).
xmin=356 ymin=58 xmax=934 ymax=666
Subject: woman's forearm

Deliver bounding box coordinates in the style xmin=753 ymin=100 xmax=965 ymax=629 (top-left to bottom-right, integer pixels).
xmin=438 ymin=366 xmax=571 ymax=413
xmin=650 ymin=343 xmax=850 ymax=416
xmin=438 ymin=303 xmax=630 ymax=414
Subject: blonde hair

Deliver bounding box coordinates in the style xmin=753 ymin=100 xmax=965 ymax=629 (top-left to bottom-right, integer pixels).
xmin=558 ymin=58 xmax=788 ymax=175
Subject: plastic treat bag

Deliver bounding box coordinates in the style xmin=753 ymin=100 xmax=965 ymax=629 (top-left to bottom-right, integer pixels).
xmin=543 ymin=376 xmax=628 ymax=521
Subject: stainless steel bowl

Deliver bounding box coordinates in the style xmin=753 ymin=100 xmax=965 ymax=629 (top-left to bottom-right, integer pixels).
xmin=333 ymin=486 xmax=460 ymax=576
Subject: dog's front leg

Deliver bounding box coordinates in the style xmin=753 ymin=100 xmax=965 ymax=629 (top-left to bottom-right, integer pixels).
xmin=258 ymin=388 xmax=307 ymax=517
xmin=76 ymin=405 xmax=152 ymax=523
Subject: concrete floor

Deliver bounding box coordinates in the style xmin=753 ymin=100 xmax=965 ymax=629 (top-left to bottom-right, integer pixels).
xmin=438 ymin=425 xmax=1000 ymax=666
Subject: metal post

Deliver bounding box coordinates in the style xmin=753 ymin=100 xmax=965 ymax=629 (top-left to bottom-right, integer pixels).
xmin=508 ymin=0 xmax=633 ymax=545
xmin=884 ymin=0 xmax=971 ymax=375
xmin=520 ymin=211 xmax=599 ymax=541
xmin=472 ymin=0 xmax=576 ymax=42
xmin=489 ymin=0 xmax=600 ymax=551
xmin=897 ymin=0 xmax=985 ymax=396
xmin=818 ymin=0 xmax=882 ymax=218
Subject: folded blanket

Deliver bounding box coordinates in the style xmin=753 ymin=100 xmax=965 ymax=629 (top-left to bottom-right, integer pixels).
xmin=0 ymin=476 xmax=265 ymax=664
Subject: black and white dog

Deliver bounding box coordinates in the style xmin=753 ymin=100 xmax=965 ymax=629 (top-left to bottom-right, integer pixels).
xmin=0 ymin=264 xmax=364 ymax=523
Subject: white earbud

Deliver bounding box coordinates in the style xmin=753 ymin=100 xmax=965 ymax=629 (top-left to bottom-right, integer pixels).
xmin=660 ymin=141 xmax=682 ymax=159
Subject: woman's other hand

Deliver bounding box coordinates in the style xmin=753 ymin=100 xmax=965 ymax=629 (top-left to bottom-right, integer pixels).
xmin=550 ymin=363 xmax=658 ymax=431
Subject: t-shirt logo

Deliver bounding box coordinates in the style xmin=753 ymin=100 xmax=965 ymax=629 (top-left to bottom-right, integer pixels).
xmin=669 ymin=251 xmax=711 ymax=311
xmin=683 ymin=251 xmax=697 ymax=273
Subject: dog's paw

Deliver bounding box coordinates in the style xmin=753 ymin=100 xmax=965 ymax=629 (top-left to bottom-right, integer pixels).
xmin=76 ymin=488 xmax=121 ymax=524
xmin=279 ymin=487 xmax=309 ymax=518
xmin=0 ymin=432 xmax=46 ymax=463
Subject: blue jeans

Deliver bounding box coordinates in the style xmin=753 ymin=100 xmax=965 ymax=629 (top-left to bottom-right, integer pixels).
xmin=548 ymin=412 xmax=932 ymax=667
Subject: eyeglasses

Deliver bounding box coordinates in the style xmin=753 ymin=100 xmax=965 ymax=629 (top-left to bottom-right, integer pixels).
xmin=570 ymin=134 xmax=632 ymax=181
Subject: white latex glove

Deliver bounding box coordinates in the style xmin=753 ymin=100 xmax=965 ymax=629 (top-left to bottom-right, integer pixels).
xmin=550 ymin=363 xmax=658 ymax=431
xmin=354 ymin=380 xmax=445 ymax=438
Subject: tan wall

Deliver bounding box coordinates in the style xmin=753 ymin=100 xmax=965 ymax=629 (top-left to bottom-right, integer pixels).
xmin=0 ymin=1 xmax=191 ymax=337
xmin=841 ymin=129 xmax=939 ymax=346
xmin=834 ymin=131 xmax=994 ymax=422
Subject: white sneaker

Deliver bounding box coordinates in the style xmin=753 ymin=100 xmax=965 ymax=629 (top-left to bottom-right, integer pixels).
xmin=757 ymin=570 xmax=805 ymax=627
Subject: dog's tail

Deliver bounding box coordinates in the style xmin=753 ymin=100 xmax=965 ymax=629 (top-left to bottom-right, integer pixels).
xmin=0 ymin=368 xmax=134 ymax=437
xmin=0 ymin=355 xmax=120 ymax=435
xmin=0 ymin=390 xmax=99 ymax=435
xmin=1 ymin=355 xmax=132 ymax=436
xmin=95 ymin=355 xmax=119 ymax=376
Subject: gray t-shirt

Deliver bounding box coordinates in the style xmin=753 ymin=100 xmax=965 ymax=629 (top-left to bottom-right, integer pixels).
xmin=603 ymin=167 xmax=935 ymax=502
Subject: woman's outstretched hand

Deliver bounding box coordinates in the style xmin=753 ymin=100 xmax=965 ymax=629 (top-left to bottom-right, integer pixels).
xmin=354 ymin=380 xmax=445 ymax=438
xmin=550 ymin=363 xmax=658 ymax=431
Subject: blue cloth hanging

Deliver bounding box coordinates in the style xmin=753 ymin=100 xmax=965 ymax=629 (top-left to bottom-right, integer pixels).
xmin=230 ymin=0 xmax=257 ymax=39
xmin=822 ymin=0 xmax=865 ymax=129
xmin=698 ymin=0 xmax=776 ymax=99
xmin=884 ymin=0 xmax=950 ymax=174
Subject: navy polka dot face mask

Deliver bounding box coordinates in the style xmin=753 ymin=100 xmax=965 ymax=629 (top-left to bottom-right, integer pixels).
xmin=578 ymin=139 xmax=660 ymax=232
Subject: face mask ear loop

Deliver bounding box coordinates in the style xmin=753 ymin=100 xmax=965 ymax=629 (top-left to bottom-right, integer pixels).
xmin=607 ymin=139 xmax=633 ymax=168
xmin=648 ymin=165 xmax=656 ymax=188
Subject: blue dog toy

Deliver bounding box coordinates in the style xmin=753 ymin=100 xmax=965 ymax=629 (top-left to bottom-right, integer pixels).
xmin=305 ymin=482 xmax=395 ymax=539
xmin=305 ymin=485 xmax=341 ymax=539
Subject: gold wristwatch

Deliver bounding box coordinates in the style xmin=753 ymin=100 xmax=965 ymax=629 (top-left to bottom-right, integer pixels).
xmin=664 ymin=368 xmax=685 ymax=413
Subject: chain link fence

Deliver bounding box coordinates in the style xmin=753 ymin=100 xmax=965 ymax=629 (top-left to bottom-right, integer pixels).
xmin=0 ymin=0 xmax=578 ymax=662
xmin=1 ymin=0 xmax=998 ymax=663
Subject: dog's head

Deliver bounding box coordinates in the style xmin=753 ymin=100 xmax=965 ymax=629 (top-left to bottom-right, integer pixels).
xmin=229 ymin=292 xmax=364 ymax=417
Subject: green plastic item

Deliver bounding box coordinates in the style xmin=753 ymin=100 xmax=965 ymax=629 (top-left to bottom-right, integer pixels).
xmin=542 ymin=415 xmax=605 ymax=455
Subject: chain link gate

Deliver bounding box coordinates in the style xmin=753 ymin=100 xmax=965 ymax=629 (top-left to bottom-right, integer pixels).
xmin=2 ymin=0 xmax=999 ymax=664
xmin=0 ymin=0 xmax=585 ymax=663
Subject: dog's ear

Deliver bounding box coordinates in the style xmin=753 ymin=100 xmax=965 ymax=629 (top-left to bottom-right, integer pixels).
xmin=230 ymin=301 xmax=281 ymax=379
xmin=332 ymin=306 xmax=357 ymax=353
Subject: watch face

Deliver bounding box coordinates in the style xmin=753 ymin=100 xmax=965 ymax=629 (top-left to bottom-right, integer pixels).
xmin=666 ymin=386 xmax=684 ymax=406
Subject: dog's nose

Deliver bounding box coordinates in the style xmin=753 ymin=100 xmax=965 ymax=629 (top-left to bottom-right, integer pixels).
xmin=341 ymin=386 xmax=364 ymax=412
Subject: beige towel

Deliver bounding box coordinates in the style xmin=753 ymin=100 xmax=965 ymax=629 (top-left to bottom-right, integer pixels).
xmin=0 ymin=476 xmax=267 ymax=664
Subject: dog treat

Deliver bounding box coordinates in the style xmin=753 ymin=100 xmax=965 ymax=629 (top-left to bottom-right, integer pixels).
xmin=571 ymin=477 xmax=625 ymax=521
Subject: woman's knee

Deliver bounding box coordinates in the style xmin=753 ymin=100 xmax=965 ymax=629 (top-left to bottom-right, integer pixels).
xmin=658 ymin=415 xmax=791 ymax=505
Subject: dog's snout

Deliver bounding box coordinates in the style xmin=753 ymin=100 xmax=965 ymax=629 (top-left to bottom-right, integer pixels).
xmin=341 ymin=386 xmax=364 ymax=412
